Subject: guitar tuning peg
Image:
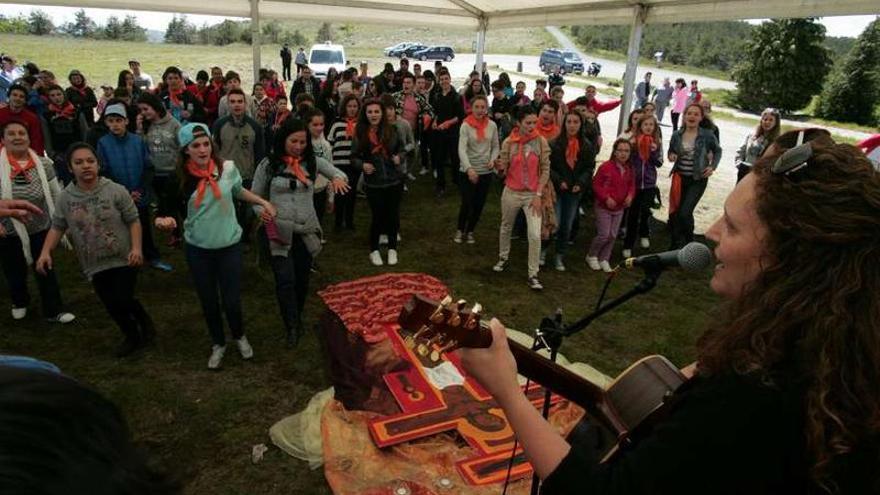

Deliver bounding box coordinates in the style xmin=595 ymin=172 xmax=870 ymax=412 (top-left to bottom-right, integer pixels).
xmin=437 ymin=339 xmax=458 ymax=354
xmin=440 ymin=295 xmax=453 ymax=306
xmin=416 ymin=342 xmax=430 ymax=357
xmin=429 ymin=349 xmax=441 ymax=363
xmin=471 ymin=303 xmax=482 ymax=315
xmin=404 ymin=335 xmax=415 ymax=349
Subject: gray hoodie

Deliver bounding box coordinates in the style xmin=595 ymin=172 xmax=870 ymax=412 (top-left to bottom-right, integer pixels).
xmin=52 ymin=178 xmax=139 ymax=279
xmin=143 ymin=114 xmax=181 ymax=176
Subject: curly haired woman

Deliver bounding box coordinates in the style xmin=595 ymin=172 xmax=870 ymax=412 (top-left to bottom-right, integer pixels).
xmin=461 ymin=128 xmax=880 ymax=494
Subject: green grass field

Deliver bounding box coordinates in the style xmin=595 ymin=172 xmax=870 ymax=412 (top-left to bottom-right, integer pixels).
xmin=0 ymin=171 xmax=719 ymax=493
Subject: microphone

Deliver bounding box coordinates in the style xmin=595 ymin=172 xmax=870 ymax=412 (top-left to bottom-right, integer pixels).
xmin=623 ymin=242 xmax=713 ymax=272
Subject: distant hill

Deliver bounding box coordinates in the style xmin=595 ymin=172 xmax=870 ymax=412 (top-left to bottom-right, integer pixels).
xmin=566 ymin=22 xmax=856 ymax=74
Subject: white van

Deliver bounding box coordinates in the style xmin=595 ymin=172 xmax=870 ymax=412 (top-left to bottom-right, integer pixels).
xmin=308 ymin=42 xmax=346 ymax=80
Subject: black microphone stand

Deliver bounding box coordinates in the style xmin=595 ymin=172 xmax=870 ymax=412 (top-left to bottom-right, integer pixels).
xmin=526 ymin=267 xmax=663 ymax=495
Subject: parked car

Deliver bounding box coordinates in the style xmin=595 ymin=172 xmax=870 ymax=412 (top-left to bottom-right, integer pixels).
xmin=309 ymin=42 xmax=347 ymax=80
xmin=395 ymin=43 xmax=428 ymax=58
xmin=562 ymin=50 xmax=585 ymax=74
xmin=412 ymin=46 xmax=455 ymax=62
xmin=539 ymin=48 xmax=583 ymax=75
xmin=384 ymin=42 xmax=415 ymax=57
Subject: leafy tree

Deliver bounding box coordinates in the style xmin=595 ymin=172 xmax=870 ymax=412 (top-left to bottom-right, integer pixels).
xmin=27 ymin=10 xmax=54 ymax=36
xmin=316 ymin=22 xmax=333 ymax=43
xmin=165 ymin=15 xmax=196 ymax=44
xmin=814 ymin=18 xmax=880 ymax=125
xmin=102 ymin=15 xmax=123 ymax=40
xmin=63 ymin=9 xmax=96 ymax=38
xmin=120 ymin=15 xmax=147 ymax=42
xmin=262 ymin=20 xmax=282 ymax=44
xmin=732 ymin=19 xmax=831 ymax=113
xmin=283 ymin=29 xmax=306 ymax=47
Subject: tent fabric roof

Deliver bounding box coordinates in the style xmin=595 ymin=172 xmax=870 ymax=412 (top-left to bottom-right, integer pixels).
xmin=14 ymin=0 xmax=880 ymax=29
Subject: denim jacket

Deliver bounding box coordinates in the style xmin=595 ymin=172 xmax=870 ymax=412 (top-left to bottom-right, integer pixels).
xmin=667 ymin=127 xmax=722 ymax=180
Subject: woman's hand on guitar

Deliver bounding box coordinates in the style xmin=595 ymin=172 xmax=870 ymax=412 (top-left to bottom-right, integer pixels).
xmin=457 ymin=318 xmax=521 ymax=404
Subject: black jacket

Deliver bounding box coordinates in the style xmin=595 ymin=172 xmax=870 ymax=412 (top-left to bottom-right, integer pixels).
xmin=290 ymin=76 xmax=321 ymax=101
xmin=65 ymin=86 xmax=98 ymax=126
xmin=350 ymin=129 xmax=404 ymax=188
xmin=549 ymin=135 xmax=595 ymax=191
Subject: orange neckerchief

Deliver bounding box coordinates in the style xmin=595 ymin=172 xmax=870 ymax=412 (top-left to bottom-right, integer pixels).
xmin=536 ymin=119 xmax=559 ymax=140
xmin=368 ymin=127 xmax=387 ymax=156
xmin=49 ymin=101 xmax=76 ymax=119
xmin=508 ymin=128 xmax=540 ymax=164
xmin=282 ymin=155 xmax=311 ymax=185
xmin=565 ymin=136 xmax=580 ymax=170
xmin=7 ymin=150 xmax=35 ymax=180
xmin=464 ymin=114 xmax=489 ymax=141
xmin=168 ymin=87 xmax=185 ymax=107
xmin=345 ymin=117 xmax=357 ymax=139
xmin=669 ymin=171 xmax=683 ymax=217
xmin=186 ymin=159 xmax=221 ymax=208
xmin=637 ymin=134 xmax=654 ymax=162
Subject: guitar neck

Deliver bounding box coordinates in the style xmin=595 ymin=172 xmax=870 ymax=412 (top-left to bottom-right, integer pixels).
xmin=478 ymin=321 xmax=626 ymax=436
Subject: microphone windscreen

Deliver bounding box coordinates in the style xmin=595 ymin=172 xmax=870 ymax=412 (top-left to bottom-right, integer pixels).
xmin=677 ymin=242 xmax=713 ymax=272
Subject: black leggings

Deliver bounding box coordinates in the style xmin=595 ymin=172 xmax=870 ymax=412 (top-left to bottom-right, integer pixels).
xmin=671 ymin=112 xmax=681 ymax=131
xmin=623 ymin=189 xmax=655 ymax=250
xmin=457 ymin=172 xmax=493 ymax=233
xmin=91 ymin=266 xmax=152 ymax=343
xmin=270 ymin=235 xmax=312 ymax=332
xmin=335 ymin=166 xmax=360 ymax=229
xmin=366 ymin=184 xmax=403 ymax=251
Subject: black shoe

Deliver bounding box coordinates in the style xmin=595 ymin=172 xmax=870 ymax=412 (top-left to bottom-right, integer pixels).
xmin=115 ymin=338 xmax=142 ymax=358
xmin=285 ymin=326 xmax=300 ymax=348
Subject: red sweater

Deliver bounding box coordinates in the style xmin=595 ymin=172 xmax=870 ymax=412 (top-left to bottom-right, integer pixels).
xmin=567 ymin=96 xmax=622 ymax=114
xmin=592 ymin=159 xmax=635 ymax=211
xmin=0 ymin=106 xmax=45 ymax=155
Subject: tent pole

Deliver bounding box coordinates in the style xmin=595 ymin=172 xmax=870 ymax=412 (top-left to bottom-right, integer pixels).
xmin=475 ymin=17 xmax=487 ymax=76
xmin=618 ymin=5 xmax=647 ymax=135
xmin=250 ymin=0 xmax=261 ymax=85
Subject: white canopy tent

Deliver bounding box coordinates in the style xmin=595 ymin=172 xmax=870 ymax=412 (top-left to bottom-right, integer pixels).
xmin=11 ymin=0 xmax=880 ymax=131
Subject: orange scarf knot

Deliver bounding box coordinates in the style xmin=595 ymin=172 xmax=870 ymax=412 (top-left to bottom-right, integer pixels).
xmin=186 ymin=159 xmax=222 ymax=208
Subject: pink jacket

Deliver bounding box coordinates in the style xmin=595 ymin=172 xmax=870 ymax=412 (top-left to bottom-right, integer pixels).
xmin=592 ymin=159 xmax=635 ymax=211
xmin=672 ymin=87 xmax=689 ymax=114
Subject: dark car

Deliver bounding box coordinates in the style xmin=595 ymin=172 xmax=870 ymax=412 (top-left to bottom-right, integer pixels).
xmin=397 ymin=44 xmax=428 ymax=58
xmin=384 ymin=42 xmax=415 ymax=57
xmin=539 ymin=48 xmax=583 ymax=75
xmin=412 ymin=46 xmax=455 ymax=62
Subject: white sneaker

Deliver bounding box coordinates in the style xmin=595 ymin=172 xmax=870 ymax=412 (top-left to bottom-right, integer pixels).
xmin=622 ymin=249 xmax=632 ymax=258
xmin=406 ymin=173 xmax=417 ymax=181
xmin=586 ymin=256 xmax=601 ymax=271
xmin=236 ymin=336 xmax=254 ymax=360
xmin=208 ymin=345 xmax=226 ymax=369
xmin=453 ymin=230 xmax=463 ymax=244
xmin=493 ymin=259 xmax=508 ymax=272
xmin=369 ymin=250 xmax=384 ymax=266
xmin=379 ymin=234 xmax=389 ymax=245
xmin=600 ymin=260 xmax=613 ymax=273
xmin=419 ymin=168 xmax=429 ymax=176
xmin=387 ymin=249 xmax=398 ymax=266
xmin=47 ymin=312 xmax=76 ymax=324
xmin=640 ymin=237 xmax=650 ymax=249
xmin=466 ymin=233 xmax=475 ymax=244
xmin=555 ymin=256 xmax=566 ymax=272
xmin=11 ymin=307 xmax=27 ymax=320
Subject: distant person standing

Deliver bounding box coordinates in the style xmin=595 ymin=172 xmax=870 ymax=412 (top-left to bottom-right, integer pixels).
xmin=280 ymin=44 xmax=293 ymax=81
xmin=634 ymin=72 xmax=652 ymax=109
xmin=670 ymin=78 xmax=689 ymax=131
xmin=128 ymin=60 xmax=153 ymax=93
xmin=295 ymin=47 xmax=307 ymax=77
xmin=686 ymin=79 xmax=702 ymax=106
xmin=653 ymin=77 xmax=673 ymax=124
xmin=0 ymin=55 xmax=23 ymax=105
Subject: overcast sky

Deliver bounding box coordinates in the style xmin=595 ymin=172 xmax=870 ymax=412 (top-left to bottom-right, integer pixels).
xmin=0 ymin=4 xmax=876 ymax=38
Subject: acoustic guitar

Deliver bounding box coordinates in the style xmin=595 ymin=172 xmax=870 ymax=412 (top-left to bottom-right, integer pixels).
xmin=399 ymin=294 xmax=688 ymax=459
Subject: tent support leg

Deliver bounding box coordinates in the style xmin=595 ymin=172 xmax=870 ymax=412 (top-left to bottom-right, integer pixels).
xmin=251 ymin=0 xmax=261 ymax=84
xmin=618 ymin=5 xmax=647 ymax=135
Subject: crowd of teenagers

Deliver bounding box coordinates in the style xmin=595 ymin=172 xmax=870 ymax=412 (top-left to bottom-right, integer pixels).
xmin=0 ymin=51 xmax=792 ymax=368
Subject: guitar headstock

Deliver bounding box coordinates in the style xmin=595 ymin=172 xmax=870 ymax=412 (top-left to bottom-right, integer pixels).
xmin=398 ymin=294 xmax=492 ymax=362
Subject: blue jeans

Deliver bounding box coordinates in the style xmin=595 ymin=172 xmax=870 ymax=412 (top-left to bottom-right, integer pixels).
xmin=185 ymin=243 xmax=244 ymax=347
xmin=553 ymin=190 xmax=582 ymax=257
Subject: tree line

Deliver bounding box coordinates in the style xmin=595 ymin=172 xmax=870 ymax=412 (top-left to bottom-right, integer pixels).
xmin=164 ymin=16 xmax=334 ymax=48
xmin=0 ymin=9 xmax=146 ymax=41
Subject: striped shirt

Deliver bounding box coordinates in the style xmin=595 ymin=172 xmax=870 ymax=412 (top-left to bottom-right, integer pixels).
xmin=0 ymin=157 xmax=55 ymax=235
xmin=328 ymin=120 xmax=355 ymax=169
xmin=677 ymin=140 xmax=696 ymax=176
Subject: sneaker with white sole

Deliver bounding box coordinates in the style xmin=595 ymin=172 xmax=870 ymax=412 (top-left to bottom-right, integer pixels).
xmin=555 ymin=256 xmax=566 ymax=272
xmin=406 ymin=173 xmax=417 ymax=181
xmin=586 ymin=256 xmax=601 ymax=271
xmin=11 ymin=307 xmax=27 ymax=320
xmin=640 ymin=237 xmax=650 ymax=248
xmin=47 ymin=312 xmax=76 ymax=324
xmin=387 ymin=249 xmax=398 ymax=266
xmin=236 ymin=336 xmax=254 ymax=360
xmin=600 ymin=260 xmax=613 ymax=273
xmin=208 ymin=345 xmax=226 ymax=369
xmin=453 ymin=230 xmax=463 ymax=244
xmin=369 ymin=250 xmax=384 ymax=266
xmin=466 ymin=232 xmax=475 ymax=244
xmin=622 ymin=249 xmax=632 ymax=258
xmin=493 ymin=259 xmax=508 ymax=272
xmin=527 ymin=277 xmax=544 ymax=290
